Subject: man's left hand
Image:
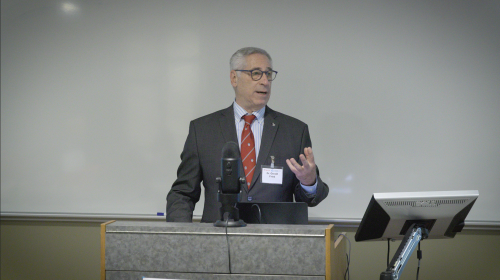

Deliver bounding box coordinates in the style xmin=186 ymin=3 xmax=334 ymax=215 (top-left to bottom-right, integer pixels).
xmin=286 ymin=147 xmax=317 ymax=186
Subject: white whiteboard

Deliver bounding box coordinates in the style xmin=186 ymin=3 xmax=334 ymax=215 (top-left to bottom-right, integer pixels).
xmin=2 ymin=0 xmax=499 ymax=223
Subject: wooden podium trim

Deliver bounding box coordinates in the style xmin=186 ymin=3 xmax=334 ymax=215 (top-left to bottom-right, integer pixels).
xmin=325 ymin=224 xmax=334 ymax=280
xmin=101 ymin=220 xmax=115 ymax=280
xmin=325 ymin=224 xmax=347 ymax=280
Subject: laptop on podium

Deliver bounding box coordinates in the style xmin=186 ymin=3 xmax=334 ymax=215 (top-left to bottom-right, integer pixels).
xmin=237 ymin=202 xmax=308 ymax=224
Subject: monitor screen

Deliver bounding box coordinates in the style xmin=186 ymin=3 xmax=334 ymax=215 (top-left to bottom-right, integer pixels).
xmin=355 ymin=190 xmax=479 ymax=241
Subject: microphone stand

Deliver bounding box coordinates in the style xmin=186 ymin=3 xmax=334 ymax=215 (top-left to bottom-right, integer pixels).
xmin=214 ymin=177 xmax=247 ymax=227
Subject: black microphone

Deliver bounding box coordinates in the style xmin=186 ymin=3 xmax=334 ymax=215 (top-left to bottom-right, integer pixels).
xmin=214 ymin=141 xmax=246 ymax=227
xmin=221 ymin=141 xmax=241 ymax=194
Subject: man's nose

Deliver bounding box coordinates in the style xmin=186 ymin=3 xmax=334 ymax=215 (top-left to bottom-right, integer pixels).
xmin=260 ymin=73 xmax=270 ymax=85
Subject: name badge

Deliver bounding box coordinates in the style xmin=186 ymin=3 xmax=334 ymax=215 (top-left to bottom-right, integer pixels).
xmin=261 ymin=166 xmax=283 ymax=184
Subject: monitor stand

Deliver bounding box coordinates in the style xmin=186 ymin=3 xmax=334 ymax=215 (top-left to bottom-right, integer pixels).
xmin=380 ymin=223 xmax=429 ymax=280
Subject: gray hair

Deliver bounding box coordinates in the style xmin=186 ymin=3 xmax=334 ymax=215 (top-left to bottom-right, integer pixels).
xmin=229 ymin=47 xmax=273 ymax=70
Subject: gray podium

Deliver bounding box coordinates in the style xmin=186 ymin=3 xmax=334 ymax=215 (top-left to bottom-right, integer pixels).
xmin=101 ymin=221 xmax=347 ymax=280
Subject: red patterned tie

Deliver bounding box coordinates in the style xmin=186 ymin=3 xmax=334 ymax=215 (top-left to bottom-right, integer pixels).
xmin=241 ymin=115 xmax=257 ymax=189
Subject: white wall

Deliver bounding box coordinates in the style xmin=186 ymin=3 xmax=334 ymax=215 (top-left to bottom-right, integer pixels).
xmin=2 ymin=0 xmax=499 ymax=222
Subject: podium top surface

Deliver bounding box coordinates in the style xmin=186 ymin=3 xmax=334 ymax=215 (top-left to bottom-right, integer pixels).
xmin=105 ymin=221 xmax=330 ymax=237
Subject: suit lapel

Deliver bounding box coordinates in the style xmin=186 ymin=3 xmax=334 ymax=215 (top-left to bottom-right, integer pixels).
xmin=250 ymin=106 xmax=279 ymax=189
xmin=219 ymin=105 xmax=238 ymax=144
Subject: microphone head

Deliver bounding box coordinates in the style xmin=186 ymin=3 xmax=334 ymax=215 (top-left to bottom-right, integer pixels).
xmin=222 ymin=141 xmax=240 ymax=159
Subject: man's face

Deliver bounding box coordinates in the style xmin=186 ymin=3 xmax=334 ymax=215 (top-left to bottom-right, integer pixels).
xmin=231 ymin=53 xmax=272 ymax=113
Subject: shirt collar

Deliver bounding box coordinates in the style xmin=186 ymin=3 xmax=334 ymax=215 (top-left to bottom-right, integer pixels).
xmin=233 ymin=101 xmax=265 ymax=122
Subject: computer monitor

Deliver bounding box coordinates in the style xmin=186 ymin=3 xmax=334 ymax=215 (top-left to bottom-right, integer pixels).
xmin=355 ymin=190 xmax=479 ymax=241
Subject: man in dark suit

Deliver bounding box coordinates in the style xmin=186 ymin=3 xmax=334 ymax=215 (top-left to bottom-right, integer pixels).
xmin=166 ymin=47 xmax=329 ymax=222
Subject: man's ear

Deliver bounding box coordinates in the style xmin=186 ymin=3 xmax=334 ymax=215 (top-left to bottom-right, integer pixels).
xmin=230 ymin=70 xmax=238 ymax=87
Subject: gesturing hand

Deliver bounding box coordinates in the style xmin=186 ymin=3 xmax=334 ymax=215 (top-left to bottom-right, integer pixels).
xmin=286 ymin=147 xmax=317 ymax=186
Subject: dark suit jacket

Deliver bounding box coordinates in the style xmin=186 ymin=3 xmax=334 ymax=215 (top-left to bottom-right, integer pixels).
xmin=166 ymin=104 xmax=329 ymax=222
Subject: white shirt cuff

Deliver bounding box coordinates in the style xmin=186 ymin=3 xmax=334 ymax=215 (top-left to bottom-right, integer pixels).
xmin=301 ymin=180 xmax=317 ymax=196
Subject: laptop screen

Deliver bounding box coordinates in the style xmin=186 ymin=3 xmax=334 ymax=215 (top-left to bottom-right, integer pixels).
xmin=237 ymin=202 xmax=308 ymax=224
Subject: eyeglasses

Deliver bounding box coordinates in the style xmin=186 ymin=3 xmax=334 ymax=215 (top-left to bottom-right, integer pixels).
xmin=235 ymin=69 xmax=278 ymax=81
